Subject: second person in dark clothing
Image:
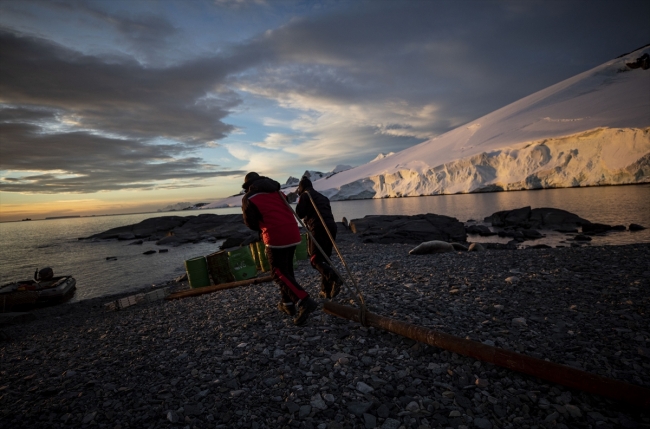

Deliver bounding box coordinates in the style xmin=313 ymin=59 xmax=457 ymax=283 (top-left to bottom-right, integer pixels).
xmin=241 ymin=172 xmax=318 ymax=325
xmin=295 ymin=176 xmax=343 ymax=299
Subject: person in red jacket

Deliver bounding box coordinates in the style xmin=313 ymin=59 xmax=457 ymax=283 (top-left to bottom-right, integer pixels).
xmin=241 ymin=172 xmax=318 ymax=325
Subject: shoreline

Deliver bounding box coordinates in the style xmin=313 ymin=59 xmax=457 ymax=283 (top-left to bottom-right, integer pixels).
xmin=3 ymin=182 xmax=649 ymax=223
xmin=1 ymin=237 xmax=649 ymax=428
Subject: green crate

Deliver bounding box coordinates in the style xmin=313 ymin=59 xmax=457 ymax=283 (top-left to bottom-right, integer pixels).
xmin=255 ymin=241 xmax=271 ymax=272
xmin=206 ymin=250 xmax=235 ymax=284
xmin=295 ymin=233 xmax=309 ymax=260
xmin=227 ymin=246 xmax=258 ymax=281
xmin=185 ymin=256 xmax=211 ymax=289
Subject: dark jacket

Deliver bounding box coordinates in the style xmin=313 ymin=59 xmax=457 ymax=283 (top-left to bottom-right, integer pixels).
xmin=296 ymin=187 xmax=336 ymax=233
xmin=242 ymin=177 xmax=301 ymax=248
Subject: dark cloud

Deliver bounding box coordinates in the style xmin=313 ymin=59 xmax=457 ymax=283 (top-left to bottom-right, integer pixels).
xmin=0 ymin=29 xmax=255 ymax=194
xmin=0 ymin=122 xmax=245 ymax=193
xmin=240 ymin=0 xmax=650 ymax=135
xmin=0 ymin=30 xmax=248 ymax=143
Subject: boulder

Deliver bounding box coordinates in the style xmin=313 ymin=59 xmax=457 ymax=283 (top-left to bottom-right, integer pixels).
xmin=349 ymin=214 xmax=466 ymax=244
xmin=485 ymin=207 xmax=591 ymax=230
xmin=466 ymin=224 xmax=496 ymax=236
xmin=630 ymin=223 xmax=646 ymax=231
xmin=522 ymin=229 xmax=544 ymax=239
xmin=581 ymin=223 xmax=612 ymax=235
xmin=531 ymin=244 xmax=551 ymax=249
xmin=156 ymin=236 xmax=187 ymax=247
xmin=574 ymin=234 xmax=592 ymax=241
xmin=468 ymin=243 xmax=485 ymax=252
xmin=82 ymin=213 xmax=258 ymax=248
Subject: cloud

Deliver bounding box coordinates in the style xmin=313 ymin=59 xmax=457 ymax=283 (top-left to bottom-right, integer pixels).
xmin=0 ymin=29 xmax=258 ymax=194
xmin=0 ymin=122 xmax=245 ymax=193
xmin=252 ymin=133 xmax=298 ymax=150
xmin=223 ymin=0 xmax=650 ymax=169
xmin=0 ymin=30 xmax=249 ymax=144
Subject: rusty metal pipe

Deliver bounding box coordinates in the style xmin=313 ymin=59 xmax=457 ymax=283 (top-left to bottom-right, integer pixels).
xmin=166 ymin=275 xmax=273 ymax=300
xmin=323 ymin=302 xmax=650 ymax=408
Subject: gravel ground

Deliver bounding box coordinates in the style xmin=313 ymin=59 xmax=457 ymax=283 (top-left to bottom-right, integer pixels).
xmin=1 ymin=230 xmax=649 ymax=429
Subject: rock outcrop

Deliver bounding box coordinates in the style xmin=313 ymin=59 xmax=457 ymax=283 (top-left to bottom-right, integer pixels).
xmin=484 ymin=207 xmax=591 ymax=231
xmin=348 ymin=214 xmax=467 ymax=244
xmin=83 ymin=214 xmax=258 ymax=248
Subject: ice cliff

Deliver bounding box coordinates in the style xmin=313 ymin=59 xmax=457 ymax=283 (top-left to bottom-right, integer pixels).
xmin=206 ymin=45 xmax=650 ymax=208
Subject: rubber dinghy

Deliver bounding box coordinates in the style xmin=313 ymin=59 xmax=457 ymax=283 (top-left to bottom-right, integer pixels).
xmin=0 ymin=274 xmax=76 ymax=310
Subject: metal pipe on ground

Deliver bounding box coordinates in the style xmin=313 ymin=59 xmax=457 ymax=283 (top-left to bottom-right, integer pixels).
xmin=323 ymin=301 xmax=650 ymax=408
xmin=166 ymin=275 xmax=273 ymax=300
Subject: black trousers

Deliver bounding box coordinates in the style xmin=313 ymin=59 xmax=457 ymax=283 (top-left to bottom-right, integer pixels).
xmin=266 ymin=245 xmax=308 ymax=304
xmin=308 ymin=224 xmax=342 ymax=294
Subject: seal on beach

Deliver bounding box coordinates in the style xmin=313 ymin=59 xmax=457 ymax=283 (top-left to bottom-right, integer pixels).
xmin=451 ymin=243 xmax=468 ymax=251
xmin=408 ymin=240 xmax=454 ymax=255
xmin=468 ymin=243 xmax=485 ymax=252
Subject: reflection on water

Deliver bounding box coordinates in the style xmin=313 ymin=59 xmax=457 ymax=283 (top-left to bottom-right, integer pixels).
xmin=0 ymin=184 xmax=648 ymax=301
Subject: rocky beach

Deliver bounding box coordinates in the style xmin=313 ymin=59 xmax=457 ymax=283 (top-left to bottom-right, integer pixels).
xmin=1 ymin=223 xmax=649 ymax=429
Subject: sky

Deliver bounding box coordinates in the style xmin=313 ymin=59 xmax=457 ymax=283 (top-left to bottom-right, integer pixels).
xmin=0 ymin=0 xmax=648 ymax=222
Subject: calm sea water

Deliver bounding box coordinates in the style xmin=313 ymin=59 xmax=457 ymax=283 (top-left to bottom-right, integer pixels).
xmin=1 ymin=185 xmax=648 ymax=302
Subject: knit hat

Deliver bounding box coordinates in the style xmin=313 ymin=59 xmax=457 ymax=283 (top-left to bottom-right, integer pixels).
xmin=297 ymin=176 xmax=312 ymax=195
xmin=242 ymin=172 xmax=261 ymax=189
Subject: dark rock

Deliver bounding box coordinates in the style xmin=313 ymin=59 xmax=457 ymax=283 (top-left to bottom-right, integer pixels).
xmin=531 ymin=244 xmax=552 ymax=249
xmin=220 ymin=232 xmax=258 ymax=249
xmin=363 ymin=413 xmax=376 ymax=429
xmin=555 ymin=227 xmax=578 ymax=233
xmin=573 ymin=235 xmax=592 ymax=241
xmin=468 ymin=243 xmax=485 ymax=252
xmin=106 ymin=256 xmax=117 ymax=261
xmin=630 ymin=223 xmax=646 ymax=231
xmin=466 ymin=224 xmax=495 ymax=236
xmin=347 ymin=402 xmax=372 ymax=416
xmin=156 ymin=236 xmax=189 ymax=247
xmin=349 ymin=214 xmax=467 ymax=244
xmin=522 ymin=229 xmax=544 ymax=239
xmin=158 ymin=249 xmax=169 ymax=253
xmin=143 ymin=250 xmax=156 ymax=255
xmin=611 ymin=225 xmax=627 ymax=231
xmin=485 ymin=207 xmax=590 ymax=230
xmin=376 ymin=404 xmax=390 ymax=418
xmin=82 ymin=214 xmax=256 ymax=249
xmin=582 ymin=223 xmax=612 ymax=235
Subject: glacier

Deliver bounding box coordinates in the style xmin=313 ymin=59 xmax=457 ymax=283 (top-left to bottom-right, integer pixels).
xmin=205 ymin=45 xmax=650 ymax=208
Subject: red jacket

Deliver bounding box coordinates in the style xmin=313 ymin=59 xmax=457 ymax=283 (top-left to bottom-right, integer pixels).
xmin=242 ymin=177 xmax=301 ymax=248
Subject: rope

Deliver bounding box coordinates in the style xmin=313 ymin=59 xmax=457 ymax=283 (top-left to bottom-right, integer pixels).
xmin=279 ymin=191 xmax=369 ymax=326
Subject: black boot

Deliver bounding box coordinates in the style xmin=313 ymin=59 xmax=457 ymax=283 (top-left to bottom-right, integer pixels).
xmin=330 ymin=277 xmax=343 ymax=299
xmin=293 ymin=297 xmax=319 ymax=326
xmin=277 ymin=301 xmax=296 ymax=316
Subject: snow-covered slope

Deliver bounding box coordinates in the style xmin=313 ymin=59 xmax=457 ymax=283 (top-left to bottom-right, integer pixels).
xmin=206 ymin=46 xmax=650 ymax=208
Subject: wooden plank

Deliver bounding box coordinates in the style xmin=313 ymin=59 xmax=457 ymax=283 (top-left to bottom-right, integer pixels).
xmin=323 ymin=302 xmax=650 ymax=409
xmin=165 ymin=275 xmax=273 ymax=300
